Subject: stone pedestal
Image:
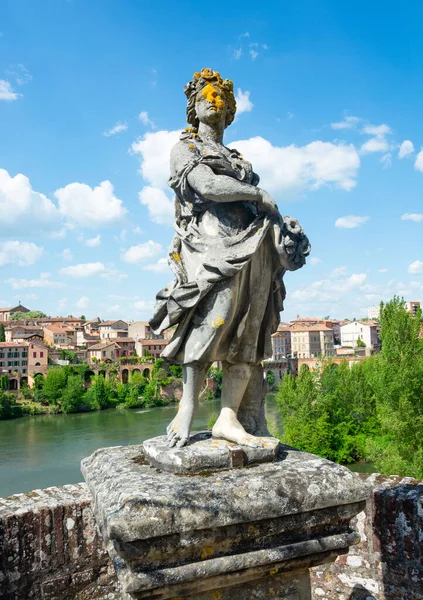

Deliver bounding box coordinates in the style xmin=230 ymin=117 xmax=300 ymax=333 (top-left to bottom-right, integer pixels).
xmin=81 ymin=443 xmax=368 ymax=600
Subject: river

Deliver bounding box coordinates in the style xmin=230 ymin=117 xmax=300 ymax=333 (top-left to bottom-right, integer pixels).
xmin=0 ymin=398 xmax=373 ymax=498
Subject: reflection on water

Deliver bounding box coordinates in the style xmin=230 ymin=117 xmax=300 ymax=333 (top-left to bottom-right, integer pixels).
xmin=0 ymin=395 xmax=375 ymax=498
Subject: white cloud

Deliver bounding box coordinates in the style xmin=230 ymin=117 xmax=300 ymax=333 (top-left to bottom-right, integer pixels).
xmin=408 ymin=260 xmax=423 ymax=274
xmin=6 ymin=64 xmax=32 ymax=86
xmin=139 ymin=111 xmax=155 ymax=128
xmin=235 ymin=89 xmax=253 ymax=115
xmin=61 ymin=248 xmax=73 ymax=261
xmin=310 ymin=257 xmax=321 ymax=265
xmin=380 ymin=153 xmax=392 ymax=169
xmin=414 ymin=149 xmax=423 ymax=173
xmin=133 ymin=300 xmax=155 ymax=312
xmin=60 ymin=262 xmax=106 ymax=278
xmin=335 ymin=215 xmax=369 ymax=229
xmin=101 ymin=268 xmax=127 ymax=282
xmin=76 ymin=296 xmax=90 ymax=310
xmin=106 ymin=304 xmax=121 ymax=313
xmin=121 ymin=241 xmax=162 ymax=265
xmin=131 ymin=129 xmax=180 ymax=188
xmin=143 ymin=257 xmax=170 ymax=273
xmin=138 ymin=186 xmax=174 ymax=225
xmin=292 ymin=273 xmax=367 ymax=303
xmin=378 ymin=268 xmax=388 ymax=273
xmin=230 ymin=137 xmax=360 ymax=194
xmin=103 ymin=121 xmax=128 ymax=136
xmin=331 ymin=266 xmax=348 ymax=277
xmin=398 ymin=140 xmax=414 ymax=158
xmin=360 ymin=123 xmax=392 ymax=155
xmin=330 ymin=115 xmax=361 ymax=130
xmin=0 ymin=79 xmax=20 ymax=101
xmin=233 ymin=48 xmax=242 ymax=60
xmin=361 ymin=124 xmax=391 ymax=137
xmin=55 ymin=180 xmax=126 ymax=227
xmin=86 ymin=234 xmax=101 ymax=247
xmin=360 ymin=137 xmax=390 ymax=154
xmin=0 ymin=168 xmax=60 ymax=235
xmin=0 ymin=241 xmax=43 ymax=267
xmin=7 ymin=273 xmax=64 ymax=289
xmin=401 ymin=213 xmax=423 ymax=223
xmin=250 ymin=49 xmax=258 ymax=60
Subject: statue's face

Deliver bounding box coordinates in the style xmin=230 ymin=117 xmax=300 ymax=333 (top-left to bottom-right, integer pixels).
xmin=195 ymin=83 xmax=226 ymax=126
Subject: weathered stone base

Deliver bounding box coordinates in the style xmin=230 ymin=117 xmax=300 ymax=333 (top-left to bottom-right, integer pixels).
xmin=142 ymin=430 xmax=280 ymax=474
xmin=81 ymin=443 xmax=367 ymax=599
xmin=1 ymin=474 xmax=423 ymax=599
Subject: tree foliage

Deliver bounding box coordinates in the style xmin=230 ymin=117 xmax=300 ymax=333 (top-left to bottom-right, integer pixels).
xmin=276 ymin=296 xmax=423 ymax=477
xmin=0 ymin=323 xmax=5 ymax=342
xmin=10 ymin=310 xmax=47 ymax=320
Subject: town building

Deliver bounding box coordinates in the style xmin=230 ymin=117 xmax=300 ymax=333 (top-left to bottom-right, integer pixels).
xmin=0 ymin=304 xmax=30 ymax=321
xmin=290 ymin=317 xmax=343 ymax=346
xmin=367 ymin=305 xmax=380 ymax=320
xmin=0 ymin=342 xmax=47 ymax=377
xmin=87 ymin=338 xmax=135 ymax=362
xmin=340 ymin=320 xmax=380 ymax=349
xmin=271 ymin=324 xmax=291 ymax=360
xmin=406 ymin=301 xmax=421 ymax=316
xmin=135 ymin=338 xmax=168 ymax=359
xmin=98 ymin=320 xmax=128 ymax=340
xmin=5 ymin=326 xmax=44 ymax=343
xmin=43 ymin=325 xmax=76 ymax=348
xmin=290 ymin=323 xmax=334 ymax=359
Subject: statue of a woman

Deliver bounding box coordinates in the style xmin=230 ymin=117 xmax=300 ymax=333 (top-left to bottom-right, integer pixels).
xmin=150 ymin=68 xmax=310 ymax=448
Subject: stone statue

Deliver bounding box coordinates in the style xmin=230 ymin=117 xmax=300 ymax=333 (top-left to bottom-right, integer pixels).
xmin=150 ymin=68 xmax=310 ymax=449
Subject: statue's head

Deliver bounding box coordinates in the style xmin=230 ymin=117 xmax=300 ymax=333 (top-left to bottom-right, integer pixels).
xmin=184 ymin=68 xmax=236 ymax=131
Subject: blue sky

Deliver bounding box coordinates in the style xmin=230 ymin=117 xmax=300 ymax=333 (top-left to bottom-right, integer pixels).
xmin=1 ymin=0 xmax=422 ymax=322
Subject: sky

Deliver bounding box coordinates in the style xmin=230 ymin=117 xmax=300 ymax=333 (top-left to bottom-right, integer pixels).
xmin=0 ymin=0 xmax=422 ymax=322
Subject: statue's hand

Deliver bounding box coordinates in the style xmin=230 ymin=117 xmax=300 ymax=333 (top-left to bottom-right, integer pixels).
xmin=257 ymin=189 xmax=279 ymax=216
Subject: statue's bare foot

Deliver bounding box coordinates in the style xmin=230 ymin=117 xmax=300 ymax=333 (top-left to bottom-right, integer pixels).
xmin=212 ymin=409 xmax=265 ymax=448
xmin=166 ymin=406 xmax=193 ymax=448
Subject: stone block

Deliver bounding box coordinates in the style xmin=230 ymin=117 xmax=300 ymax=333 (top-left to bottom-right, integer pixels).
xmin=82 ymin=443 xmax=368 ymax=599
xmin=142 ymin=431 xmax=280 ymax=474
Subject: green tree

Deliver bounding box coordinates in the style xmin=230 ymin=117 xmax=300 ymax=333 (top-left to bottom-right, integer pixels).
xmin=356 ymin=337 xmax=366 ymax=348
xmin=0 ymin=390 xmax=18 ymax=419
xmin=86 ymin=375 xmax=109 ymax=410
xmin=61 ymin=375 xmax=85 ymax=413
xmin=0 ymin=323 xmax=5 ymax=342
xmin=10 ymin=310 xmax=47 ymax=320
xmin=365 ymin=297 xmax=423 ymax=477
xmin=43 ymin=368 xmax=67 ymax=405
xmin=266 ymin=370 xmax=276 ymax=387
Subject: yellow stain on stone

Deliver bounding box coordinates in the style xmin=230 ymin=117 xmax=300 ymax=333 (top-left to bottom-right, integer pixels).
xmin=172 ymin=253 xmax=181 ymax=261
xmin=269 ymin=567 xmax=279 ymax=576
xmin=200 ymin=546 xmax=214 ymax=560
xmin=212 ymin=316 xmax=225 ymax=328
xmin=201 ymin=83 xmax=226 ymax=109
xmin=248 ymin=524 xmax=257 ymax=534
xmin=172 ymin=424 xmax=179 ymax=431
xmin=210 ymin=592 xmax=221 ymax=600
xmin=189 ymin=143 xmax=195 ymax=149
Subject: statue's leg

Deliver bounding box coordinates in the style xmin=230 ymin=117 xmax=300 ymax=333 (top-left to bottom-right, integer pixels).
xmin=167 ymin=362 xmax=210 ymax=448
xmin=212 ymin=361 xmax=266 ymax=448
xmin=237 ymin=363 xmax=271 ymax=436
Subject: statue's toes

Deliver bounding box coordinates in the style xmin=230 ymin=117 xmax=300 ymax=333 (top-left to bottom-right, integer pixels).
xmin=176 ymin=437 xmax=188 ymax=448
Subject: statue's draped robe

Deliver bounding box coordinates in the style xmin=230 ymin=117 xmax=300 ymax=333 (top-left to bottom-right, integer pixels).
xmin=150 ymin=134 xmax=307 ymax=365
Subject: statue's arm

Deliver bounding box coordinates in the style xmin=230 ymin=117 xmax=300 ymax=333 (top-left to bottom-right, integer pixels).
xmin=170 ymin=143 xmax=261 ymax=204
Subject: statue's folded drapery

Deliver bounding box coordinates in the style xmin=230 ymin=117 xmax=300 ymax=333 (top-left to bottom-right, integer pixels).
xmin=150 ymin=136 xmax=309 ymax=365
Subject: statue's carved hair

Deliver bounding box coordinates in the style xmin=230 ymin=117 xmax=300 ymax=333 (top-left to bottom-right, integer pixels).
xmin=184 ymin=68 xmax=236 ymax=131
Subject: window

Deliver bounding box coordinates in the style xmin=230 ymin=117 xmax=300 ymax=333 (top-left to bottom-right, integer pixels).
xmin=103 ymin=351 xmax=106 ymax=357
xmin=40 ymin=352 xmax=44 ymax=358
xmin=33 ymin=352 xmax=37 ymax=358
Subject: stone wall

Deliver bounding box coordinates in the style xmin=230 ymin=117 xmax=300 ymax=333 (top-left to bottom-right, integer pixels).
xmin=311 ymin=473 xmax=423 ymax=600
xmin=1 ymin=474 xmax=422 ymax=600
